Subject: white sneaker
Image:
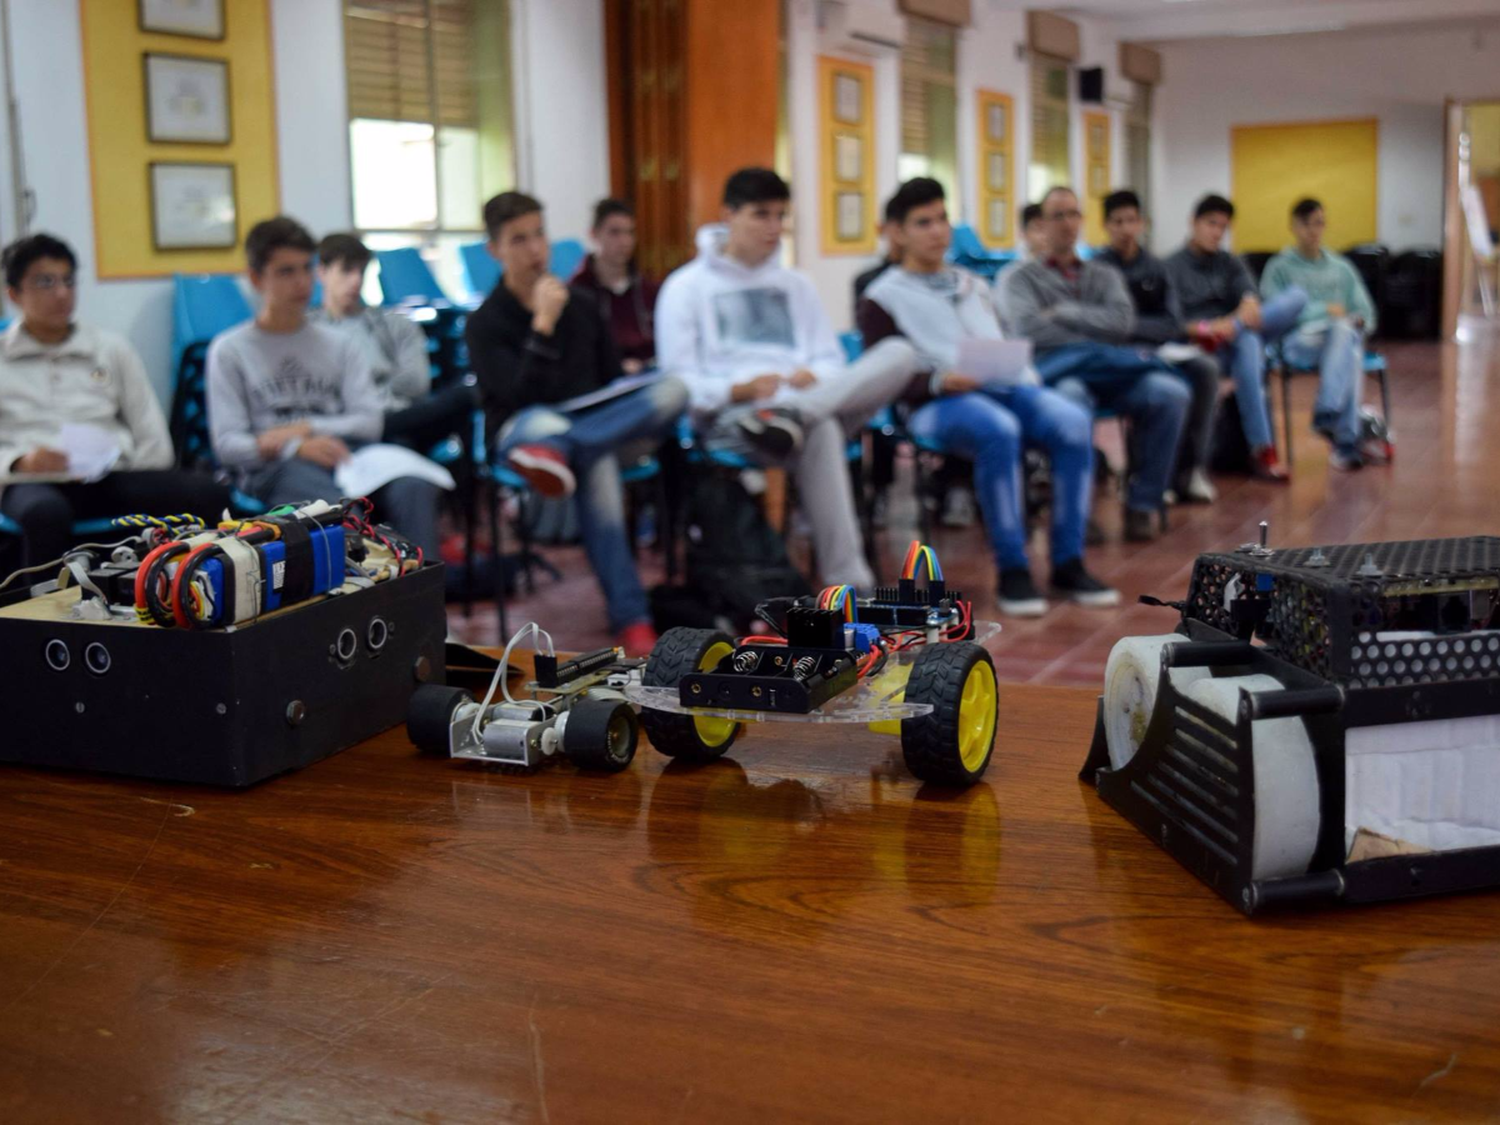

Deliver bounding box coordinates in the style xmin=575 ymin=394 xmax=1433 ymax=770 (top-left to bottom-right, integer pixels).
xmin=1182 ymin=468 xmax=1217 ymax=504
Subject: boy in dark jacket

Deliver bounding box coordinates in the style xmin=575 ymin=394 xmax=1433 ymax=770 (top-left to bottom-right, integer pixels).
xmin=463 ymin=192 xmax=687 ymax=655
xmin=568 ymin=199 xmax=659 ymax=372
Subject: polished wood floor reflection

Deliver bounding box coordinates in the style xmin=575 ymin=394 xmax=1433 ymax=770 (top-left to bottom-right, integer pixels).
xmin=2 ymin=672 xmax=1498 ymax=1122
xmin=450 ymin=333 xmax=1500 ymax=687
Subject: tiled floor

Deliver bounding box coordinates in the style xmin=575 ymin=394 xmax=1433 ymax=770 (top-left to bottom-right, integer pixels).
xmin=449 ymin=330 xmax=1495 ymax=686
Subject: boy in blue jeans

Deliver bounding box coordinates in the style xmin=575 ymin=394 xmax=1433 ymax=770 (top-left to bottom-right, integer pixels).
xmin=859 ymin=178 xmax=1117 ymax=616
xmin=1261 ymin=198 xmax=1383 ymax=472
xmin=463 ymin=192 xmax=688 ymax=656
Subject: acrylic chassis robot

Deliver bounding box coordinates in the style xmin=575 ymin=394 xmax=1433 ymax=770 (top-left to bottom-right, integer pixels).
xmin=626 ymin=553 xmax=1002 ymax=788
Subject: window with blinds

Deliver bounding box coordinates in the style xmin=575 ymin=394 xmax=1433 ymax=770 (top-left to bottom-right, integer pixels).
xmin=899 ymin=17 xmax=957 ymax=188
xmin=344 ymin=0 xmax=506 ymax=243
xmin=1028 ymin=52 xmax=1071 ymax=200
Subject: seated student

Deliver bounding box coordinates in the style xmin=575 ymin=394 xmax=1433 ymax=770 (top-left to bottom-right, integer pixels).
xmin=655 ymin=166 xmax=922 ymax=590
xmin=1261 ymin=198 xmax=1381 ymax=472
xmin=207 ymin=217 xmax=443 ymax=559
xmin=569 ymin=199 xmax=659 ymax=373
xmin=1095 ymin=189 xmax=1219 ymax=504
xmin=311 ymin=232 xmax=477 ymax=453
xmin=0 ymin=233 xmax=227 ymax=569
xmin=1000 ymin=186 xmax=1189 ymax=542
xmin=858 ymin=178 xmax=1116 ymax=615
xmin=464 ymin=191 xmax=687 ymax=656
xmin=992 ymin=202 xmax=1046 ymax=331
xmin=1164 ymin=194 xmax=1305 ymax=481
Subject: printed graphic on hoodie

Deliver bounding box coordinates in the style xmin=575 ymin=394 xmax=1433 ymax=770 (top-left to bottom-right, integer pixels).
xmin=250 ymin=355 xmax=349 ymax=422
xmin=713 ymin=288 xmax=795 ymax=349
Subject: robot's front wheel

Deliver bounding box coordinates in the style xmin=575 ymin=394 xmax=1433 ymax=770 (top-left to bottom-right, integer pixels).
xmin=640 ymin=627 xmax=741 ymax=761
xmin=899 ymin=642 xmax=997 ymax=786
xmin=563 ymin=698 xmax=639 ymax=772
xmin=407 ymin=684 xmax=475 ymax=755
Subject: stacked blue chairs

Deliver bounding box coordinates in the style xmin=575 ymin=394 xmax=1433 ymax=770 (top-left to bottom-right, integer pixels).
xmin=460 ymin=241 xmax=501 ymax=302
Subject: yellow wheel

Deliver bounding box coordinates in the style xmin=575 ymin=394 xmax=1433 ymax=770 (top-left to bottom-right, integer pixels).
xmin=900 ymin=642 xmax=997 ymax=786
xmin=641 ymin=628 xmax=742 ymax=761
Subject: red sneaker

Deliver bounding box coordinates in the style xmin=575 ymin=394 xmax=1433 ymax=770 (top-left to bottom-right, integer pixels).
xmin=506 ymin=444 xmax=576 ymax=499
xmin=616 ymin=622 xmax=658 ymax=659
xmin=1251 ymin=444 xmax=1290 ymax=482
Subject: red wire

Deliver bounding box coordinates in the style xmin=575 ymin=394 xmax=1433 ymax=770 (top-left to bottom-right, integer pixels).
xmin=169 ymin=543 xmax=219 ymax=628
xmin=134 ymin=542 xmax=183 ymax=613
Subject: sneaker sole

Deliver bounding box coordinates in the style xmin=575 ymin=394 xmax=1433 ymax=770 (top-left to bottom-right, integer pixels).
xmin=1059 ymin=588 xmax=1122 ymax=608
xmin=507 ymin=450 xmax=576 ymax=498
xmin=998 ymin=597 xmax=1047 ymax=617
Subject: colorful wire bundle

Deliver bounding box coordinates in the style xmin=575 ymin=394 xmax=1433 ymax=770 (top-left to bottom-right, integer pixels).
xmin=901 ymin=539 xmax=943 ymax=583
xmin=818 ymin=584 xmax=859 ymax=623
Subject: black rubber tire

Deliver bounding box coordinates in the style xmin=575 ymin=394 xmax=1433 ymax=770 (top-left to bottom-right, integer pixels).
xmin=640 ymin=627 xmax=740 ymax=761
xmin=407 ymin=684 xmax=474 ymax=755
xmin=900 ymin=642 xmax=997 ymax=786
xmin=563 ymin=697 xmax=639 ymax=772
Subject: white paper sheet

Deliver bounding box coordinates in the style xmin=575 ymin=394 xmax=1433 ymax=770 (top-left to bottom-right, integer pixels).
xmin=553 ymin=373 xmax=663 ymax=413
xmin=334 ymin=443 xmax=456 ymax=498
xmin=954 ymin=338 xmax=1033 ymax=387
xmin=57 ymin=423 xmax=121 ymax=482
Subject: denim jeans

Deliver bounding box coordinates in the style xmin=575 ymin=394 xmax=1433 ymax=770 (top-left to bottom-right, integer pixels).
xmin=498 ymin=376 xmax=688 ymax=632
xmin=1280 ymin=319 xmax=1364 ymax=451
xmin=1053 ymin=372 xmax=1189 ymax=513
xmin=907 ymin=384 xmax=1092 ymax=570
xmin=1220 ymin=286 xmax=1308 ymax=450
xmin=246 ymin=458 xmax=443 ymax=560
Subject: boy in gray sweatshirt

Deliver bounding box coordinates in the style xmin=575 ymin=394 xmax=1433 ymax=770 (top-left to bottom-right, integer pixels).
xmin=207 ymin=217 xmax=442 ymax=557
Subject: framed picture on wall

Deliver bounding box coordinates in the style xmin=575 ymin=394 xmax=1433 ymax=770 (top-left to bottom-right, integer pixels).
xmin=986 ymin=103 xmax=1006 ymax=143
xmin=988 ymin=199 xmax=1008 ymax=242
xmin=150 ymin=162 xmax=237 ymax=250
xmin=987 ymin=152 xmax=1007 ymax=192
xmin=139 ymin=0 xmax=225 ymax=40
xmin=835 ymin=134 xmax=862 ymax=183
xmin=834 ymin=74 xmax=862 ymax=125
xmin=144 ymin=53 xmax=231 ymax=145
xmin=836 ymin=191 xmax=864 ymax=242
xmin=1089 ymin=164 xmax=1107 ymax=194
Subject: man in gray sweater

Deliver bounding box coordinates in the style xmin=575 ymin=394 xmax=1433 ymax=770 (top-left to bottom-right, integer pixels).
xmin=999 ymin=186 xmax=1188 ymax=541
xmin=207 ymin=217 xmax=442 ymax=558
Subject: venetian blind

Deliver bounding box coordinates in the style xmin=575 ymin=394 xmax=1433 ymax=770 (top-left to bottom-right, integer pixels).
xmin=345 ymin=0 xmax=477 ymax=127
xmin=1029 ymin=52 xmax=1071 ymax=195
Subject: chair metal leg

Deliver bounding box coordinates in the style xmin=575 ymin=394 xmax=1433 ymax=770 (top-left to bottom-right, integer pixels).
xmin=1377 ymin=367 xmax=1392 ymax=427
xmin=488 ymin=479 xmax=509 ymax=644
xmin=1280 ymin=367 xmax=1295 ymax=464
xmin=461 ymin=468 xmax=476 ymax=618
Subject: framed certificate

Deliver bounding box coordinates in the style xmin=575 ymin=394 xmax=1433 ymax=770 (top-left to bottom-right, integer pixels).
xmin=834 ymin=73 xmax=862 ymax=125
xmin=836 ymin=192 xmax=865 ymax=242
xmin=835 ymin=134 xmax=862 ymax=183
xmin=139 ymin=0 xmax=225 ymax=40
xmin=144 ymin=53 xmax=231 ymax=145
xmin=149 ymin=162 xmax=237 ymax=250
xmin=988 ymin=152 xmax=1007 ymax=192
xmin=987 ymin=103 xmax=1007 ymax=143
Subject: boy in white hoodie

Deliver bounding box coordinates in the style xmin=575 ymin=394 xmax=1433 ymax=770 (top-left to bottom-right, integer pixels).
xmin=655 ymin=168 xmax=920 ymax=588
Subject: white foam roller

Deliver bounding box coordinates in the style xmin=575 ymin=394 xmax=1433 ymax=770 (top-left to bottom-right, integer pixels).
xmin=1102 ymin=635 xmax=1210 ymax=771
xmin=1183 ymin=674 xmax=1321 ymax=882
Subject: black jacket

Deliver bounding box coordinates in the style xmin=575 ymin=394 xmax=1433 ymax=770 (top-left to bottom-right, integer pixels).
xmin=1093 ymin=246 xmax=1184 ymax=346
xmin=464 ymin=283 xmax=620 ymax=430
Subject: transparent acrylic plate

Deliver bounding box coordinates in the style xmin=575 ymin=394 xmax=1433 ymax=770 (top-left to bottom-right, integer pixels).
xmin=621 ymin=622 xmax=999 ymax=725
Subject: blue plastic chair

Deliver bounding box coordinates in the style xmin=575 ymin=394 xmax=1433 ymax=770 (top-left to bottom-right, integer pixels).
xmin=839 ymin=330 xmax=864 ymax=363
xmin=171 ymin=274 xmax=252 ymax=379
xmin=375 ymin=247 xmax=449 ymax=307
xmin=948 ymin=225 xmax=1017 ymax=280
xmin=1268 ymin=345 xmax=1392 ymax=464
xmin=548 ymin=239 xmax=587 ymax=281
xmin=460 ymin=241 xmax=502 ymax=301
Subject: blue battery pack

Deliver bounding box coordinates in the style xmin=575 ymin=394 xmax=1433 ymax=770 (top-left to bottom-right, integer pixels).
xmin=197 ymin=524 xmax=346 ymax=625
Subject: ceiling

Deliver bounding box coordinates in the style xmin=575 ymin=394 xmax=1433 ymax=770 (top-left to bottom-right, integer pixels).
xmin=1032 ymin=0 xmax=1500 ymax=42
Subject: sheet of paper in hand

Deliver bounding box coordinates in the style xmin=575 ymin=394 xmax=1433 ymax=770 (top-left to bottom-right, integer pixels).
xmin=954 ymin=338 xmax=1033 ymax=387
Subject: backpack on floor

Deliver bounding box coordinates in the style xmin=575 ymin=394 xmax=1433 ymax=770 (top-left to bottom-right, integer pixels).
xmin=651 ymin=470 xmax=811 ymax=633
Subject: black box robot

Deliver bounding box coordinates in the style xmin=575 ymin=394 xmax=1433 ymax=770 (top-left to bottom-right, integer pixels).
xmin=1081 ymin=533 xmax=1500 ymax=915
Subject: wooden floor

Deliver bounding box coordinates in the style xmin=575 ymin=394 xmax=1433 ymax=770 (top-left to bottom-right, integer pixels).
xmin=2 ymin=671 xmax=1498 ymax=1122
xmin=450 ymin=331 xmax=1500 ymax=687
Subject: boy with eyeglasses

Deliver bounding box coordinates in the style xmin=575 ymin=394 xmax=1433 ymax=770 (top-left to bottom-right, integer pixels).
xmin=0 ymin=233 xmax=227 ymax=569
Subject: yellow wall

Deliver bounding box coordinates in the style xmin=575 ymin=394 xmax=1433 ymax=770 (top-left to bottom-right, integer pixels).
xmin=80 ymin=0 xmax=279 ymax=278
xmin=1467 ymin=103 xmax=1500 ymax=178
xmin=1230 ymin=118 xmax=1378 ymax=253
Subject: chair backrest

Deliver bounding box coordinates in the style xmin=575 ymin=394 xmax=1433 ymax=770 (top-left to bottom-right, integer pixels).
xmin=950 ymin=224 xmax=988 ymax=260
xmin=549 ymin=238 xmax=587 ymax=280
xmin=839 ymin=330 xmax=864 ymax=363
xmin=460 ymin=241 xmax=502 ymax=300
xmin=1242 ymin=251 xmax=1275 ymax=286
xmin=171 ymin=274 xmax=253 ymax=381
xmin=375 ymin=247 xmax=448 ymax=306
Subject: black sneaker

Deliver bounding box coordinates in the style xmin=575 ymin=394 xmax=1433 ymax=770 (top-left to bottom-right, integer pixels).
xmin=997 ymin=567 xmax=1047 ymax=617
xmin=1124 ymin=508 xmax=1158 ymax=543
xmin=736 ymin=407 xmax=804 ymax=459
xmin=1051 ymin=558 xmax=1120 ymax=608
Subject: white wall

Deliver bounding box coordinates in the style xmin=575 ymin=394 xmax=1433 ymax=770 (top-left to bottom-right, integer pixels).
xmin=1151 ymin=19 xmax=1500 ymax=256
xmin=509 ymin=0 xmax=611 ymax=238
xmin=0 ymin=0 xmax=351 ymax=404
